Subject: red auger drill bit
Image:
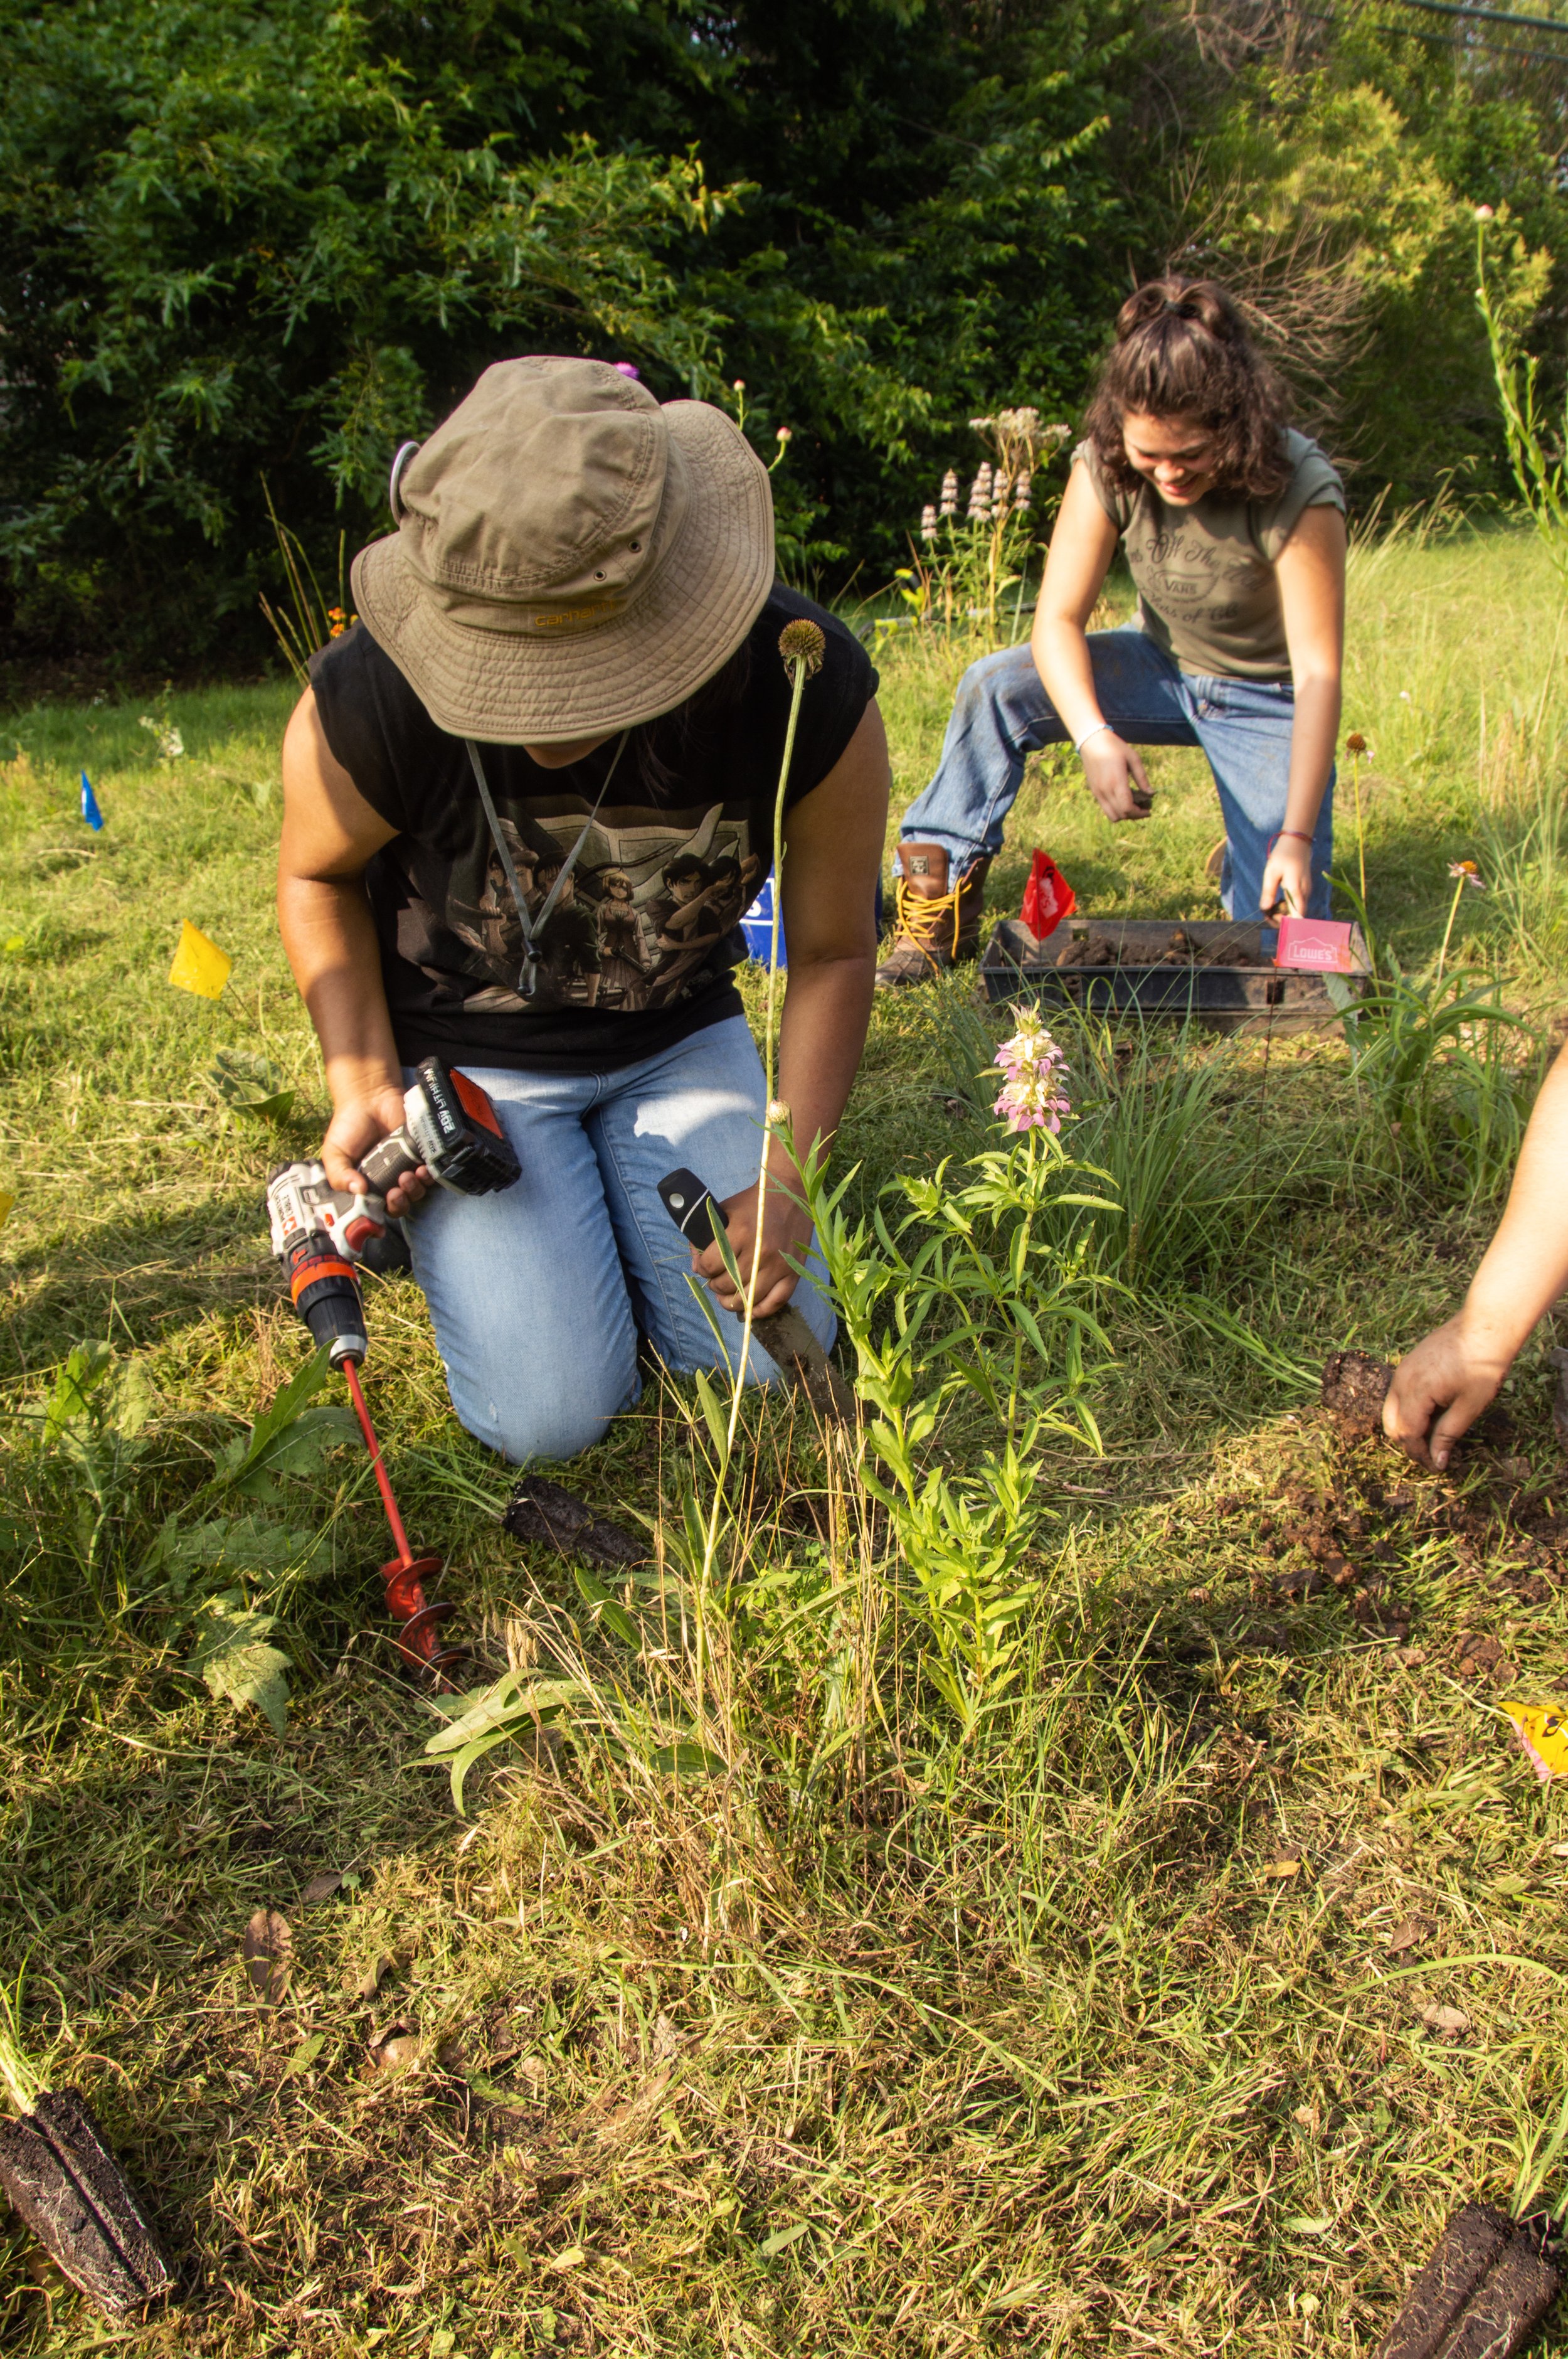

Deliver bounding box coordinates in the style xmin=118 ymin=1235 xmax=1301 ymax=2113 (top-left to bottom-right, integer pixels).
xmin=339 ymin=1357 xmax=469 ymax=1690
xmin=265 ymin=1085 xmax=517 ymax=1691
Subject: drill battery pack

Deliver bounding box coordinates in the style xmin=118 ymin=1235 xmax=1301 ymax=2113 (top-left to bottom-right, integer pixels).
xmin=360 ymin=1060 xmax=520 ymax=1199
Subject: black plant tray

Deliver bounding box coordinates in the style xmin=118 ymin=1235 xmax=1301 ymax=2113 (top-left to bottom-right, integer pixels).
xmin=980 ymin=915 xmax=1367 ymax=1035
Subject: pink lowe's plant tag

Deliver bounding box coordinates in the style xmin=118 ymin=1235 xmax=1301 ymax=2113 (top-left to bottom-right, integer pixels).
xmin=1273 ymin=917 xmax=1370 ymax=975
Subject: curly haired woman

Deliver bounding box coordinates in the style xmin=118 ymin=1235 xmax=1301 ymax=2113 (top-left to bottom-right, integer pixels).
xmin=877 ymin=276 xmax=1347 ymax=982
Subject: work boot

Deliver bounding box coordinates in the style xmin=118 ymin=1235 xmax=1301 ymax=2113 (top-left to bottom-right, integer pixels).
xmin=874 ymin=844 xmax=992 ymax=989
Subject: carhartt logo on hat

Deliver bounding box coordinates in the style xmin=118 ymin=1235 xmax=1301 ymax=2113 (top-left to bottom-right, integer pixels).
xmin=351 ymin=356 xmax=774 ymax=743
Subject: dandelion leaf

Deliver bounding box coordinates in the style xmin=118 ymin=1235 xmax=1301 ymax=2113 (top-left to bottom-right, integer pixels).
xmin=211 ymin=1049 xmax=294 ymax=1121
xmin=188 ymin=1594 xmax=290 ymax=1734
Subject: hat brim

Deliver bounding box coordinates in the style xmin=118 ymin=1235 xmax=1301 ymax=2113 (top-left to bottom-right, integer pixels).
xmin=350 ymin=402 xmax=775 ymax=745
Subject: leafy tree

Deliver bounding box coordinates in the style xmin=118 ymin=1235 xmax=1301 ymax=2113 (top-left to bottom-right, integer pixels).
xmin=2 ymin=0 xmax=1565 ymax=669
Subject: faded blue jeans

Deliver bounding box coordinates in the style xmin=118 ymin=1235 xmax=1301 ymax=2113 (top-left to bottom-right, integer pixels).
xmin=897 ymin=629 xmax=1334 ymax=922
xmin=402 ymin=1014 xmax=835 ymax=1464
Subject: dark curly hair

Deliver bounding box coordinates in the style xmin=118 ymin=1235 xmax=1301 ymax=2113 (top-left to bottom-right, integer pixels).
xmin=1083 ymin=275 xmax=1291 ymax=503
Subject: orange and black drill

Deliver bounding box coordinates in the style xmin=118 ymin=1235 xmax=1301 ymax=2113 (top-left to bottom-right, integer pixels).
xmin=265 ymin=1059 xmax=520 ymax=1685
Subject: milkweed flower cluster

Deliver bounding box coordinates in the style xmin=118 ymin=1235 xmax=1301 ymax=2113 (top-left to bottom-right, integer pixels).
xmin=139 ymin=713 xmax=184 ymax=760
xmin=992 ymin=1011 xmax=1071 ymax=1133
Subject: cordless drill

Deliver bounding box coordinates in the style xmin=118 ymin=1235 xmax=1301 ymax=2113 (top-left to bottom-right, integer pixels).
xmin=267 ymin=1059 xmax=520 ymax=1365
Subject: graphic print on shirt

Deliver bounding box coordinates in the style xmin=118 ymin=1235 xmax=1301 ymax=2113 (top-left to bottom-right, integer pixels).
xmin=1128 ymin=517 xmax=1258 ymax=636
xmin=409 ymin=801 xmax=767 ymax=1016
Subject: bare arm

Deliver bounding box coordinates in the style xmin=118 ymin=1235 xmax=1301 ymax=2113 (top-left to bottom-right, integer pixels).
xmin=1384 ymin=1041 xmax=1568 ymax=1468
xmin=1262 ymin=503 xmax=1346 ymax=919
xmin=695 ymin=700 xmax=890 ymax=1318
xmin=1031 ymin=462 xmax=1154 ymax=824
xmin=277 ymin=689 xmax=430 ymax=1213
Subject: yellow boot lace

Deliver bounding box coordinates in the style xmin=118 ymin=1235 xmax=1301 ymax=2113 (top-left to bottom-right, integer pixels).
xmin=893 ymin=875 xmax=963 ymax=959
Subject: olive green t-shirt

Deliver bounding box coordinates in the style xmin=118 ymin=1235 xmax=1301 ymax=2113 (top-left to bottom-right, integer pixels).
xmin=1076 ymin=429 xmax=1345 ymax=681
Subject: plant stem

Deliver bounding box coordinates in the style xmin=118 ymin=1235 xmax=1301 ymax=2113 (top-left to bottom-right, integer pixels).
xmin=1353 ymin=752 xmax=1367 ymax=911
xmin=1005 ymin=1131 xmax=1039 ymax=1443
xmin=693 ymin=647 xmax=814 ymax=1622
xmin=1435 ymin=873 xmax=1466 ymax=982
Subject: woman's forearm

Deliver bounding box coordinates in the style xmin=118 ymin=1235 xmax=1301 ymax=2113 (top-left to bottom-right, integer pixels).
xmin=775 ymin=948 xmax=877 ymax=1169
xmin=1283 ymin=671 xmax=1341 ymax=837
xmin=277 ymin=871 xmax=402 ymax=1108
xmin=1031 ymin=614 xmax=1104 ymax=746
xmin=1463 ymin=1044 xmax=1568 ymax=1355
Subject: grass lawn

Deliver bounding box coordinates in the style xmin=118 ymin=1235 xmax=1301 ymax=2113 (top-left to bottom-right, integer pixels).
xmin=1 ymin=521 xmax=1565 ymax=2357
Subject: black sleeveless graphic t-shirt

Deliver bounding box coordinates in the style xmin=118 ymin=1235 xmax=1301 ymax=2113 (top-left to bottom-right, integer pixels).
xmin=309 ymin=587 xmax=876 ymax=1076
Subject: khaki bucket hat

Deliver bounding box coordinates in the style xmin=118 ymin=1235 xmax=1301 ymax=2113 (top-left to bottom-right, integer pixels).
xmin=351 ymin=356 xmax=775 ymax=744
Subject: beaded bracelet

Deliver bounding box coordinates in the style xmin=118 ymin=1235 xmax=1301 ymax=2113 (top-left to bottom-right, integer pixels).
xmin=1074 ymin=721 xmax=1116 ymax=755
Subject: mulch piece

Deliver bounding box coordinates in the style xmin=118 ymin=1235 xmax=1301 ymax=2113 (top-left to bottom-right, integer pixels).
xmin=1376 ymin=2202 xmax=1561 ymax=2359
xmin=0 ymin=2087 xmax=174 ymax=2317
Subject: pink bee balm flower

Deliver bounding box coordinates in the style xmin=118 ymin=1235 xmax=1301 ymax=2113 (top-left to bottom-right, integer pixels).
xmin=993 ymin=1073 xmax=1071 ymax=1134
xmin=989 ymin=1013 xmax=1071 ymax=1132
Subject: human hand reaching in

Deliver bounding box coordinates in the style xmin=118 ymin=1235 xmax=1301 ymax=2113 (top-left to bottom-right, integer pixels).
xmin=1259 ymin=833 xmax=1313 ymax=920
xmin=1382 ymin=1314 xmax=1514 ymax=1471
xmin=1080 ymin=733 xmax=1154 ymax=823
xmin=321 ymin=1089 xmax=432 ymax=1217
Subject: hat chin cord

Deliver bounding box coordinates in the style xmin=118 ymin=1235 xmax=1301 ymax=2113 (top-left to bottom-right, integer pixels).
xmin=388 ymin=440 xmax=423 ymax=521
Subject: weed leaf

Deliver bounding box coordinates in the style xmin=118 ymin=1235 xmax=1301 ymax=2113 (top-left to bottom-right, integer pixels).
xmin=188 ymin=1593 xmax=290 ymax=1732
xmin=450 ymin=1727 xmax=513 ymax=1816
xmin=649 ymin=1742 xmax=727 ymax=1778
xmin=214 ymin=1350 xmax=355 ymax=1498
xmin=423 ymin=1674 xmax=585 ymax=1756
xmin=280 ymin=2031 xmax=324 ymax=2077
xmin=211 ymin=1048 xmax=295 ymax=1121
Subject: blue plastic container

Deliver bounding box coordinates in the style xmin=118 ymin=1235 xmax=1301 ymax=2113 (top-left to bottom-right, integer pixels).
xmin=740 ymin=876 xmax=786 ymax=967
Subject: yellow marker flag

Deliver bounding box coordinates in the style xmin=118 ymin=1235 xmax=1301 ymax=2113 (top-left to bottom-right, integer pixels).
xmin=0 ymin=1190 xmax=14 ymax=1229
xmin=1501 ymin=1697 xmax=1568 ymax=1785
xmin=169 ymin=920 xmax=231 ymax=1000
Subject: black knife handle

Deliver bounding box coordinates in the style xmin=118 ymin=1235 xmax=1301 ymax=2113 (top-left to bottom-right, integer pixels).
xmin=657 ymin=1167 xmax=728 ymax=1251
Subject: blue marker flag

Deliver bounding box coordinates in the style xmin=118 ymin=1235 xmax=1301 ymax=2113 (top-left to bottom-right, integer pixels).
xmin=81 ymin=770 xmax=103 ymax=831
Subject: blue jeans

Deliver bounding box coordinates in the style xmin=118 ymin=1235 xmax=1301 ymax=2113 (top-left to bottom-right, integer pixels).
xmin=402 ymin=1015 xmax=835 ymax=1464
xmin=898 ymin=631 xmax=1334 ymax=922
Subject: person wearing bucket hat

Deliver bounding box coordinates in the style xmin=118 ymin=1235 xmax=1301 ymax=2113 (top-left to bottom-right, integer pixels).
xmin=277 ymin=356 xmax=889 ymax=1463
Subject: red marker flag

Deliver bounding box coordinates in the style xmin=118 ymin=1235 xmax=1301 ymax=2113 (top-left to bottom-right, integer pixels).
xmin=1020 ymin=850 xmax=1076 ymax=940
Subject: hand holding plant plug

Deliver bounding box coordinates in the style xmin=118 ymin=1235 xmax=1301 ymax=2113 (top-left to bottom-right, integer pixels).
xmin=1385 ymin=1038 xmax=1568 ymax=1466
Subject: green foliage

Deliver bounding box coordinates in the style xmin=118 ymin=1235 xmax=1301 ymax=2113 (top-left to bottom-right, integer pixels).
xmin=1155 ymin=16 xmax=1556 ymax=502
xmin=808 ymin=1122 xmax=1108 ymax=1739
xmin=5 ymin=0 xmax=1566 ymax=665
xmin=1477 ymin=215 xmax=1568 ymax=580
xmin=1330 ymin=944 xmax=1542 ymax=1207
xmin=0 ymin=0 xmax=1135 ymax=664
xmin=184 ymin=1591 xmax=291 ymax=1735
xmin=0 ymin=0 xmax=733 ymax=661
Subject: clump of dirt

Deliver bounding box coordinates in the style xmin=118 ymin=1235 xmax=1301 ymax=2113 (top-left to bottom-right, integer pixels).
xmin=1054 ymin=926 xmax=1262 ymax=972
xmin=1320 ymin=1350 xmax=1394 ymax=1442
xmin=504 ymin=1476 xmax=648 ymax=1570
xmin=1247 ymin=1391 xmax=1565 ymax=1673
xmin=1054 ymin=930 xmax=1125 ymax=969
